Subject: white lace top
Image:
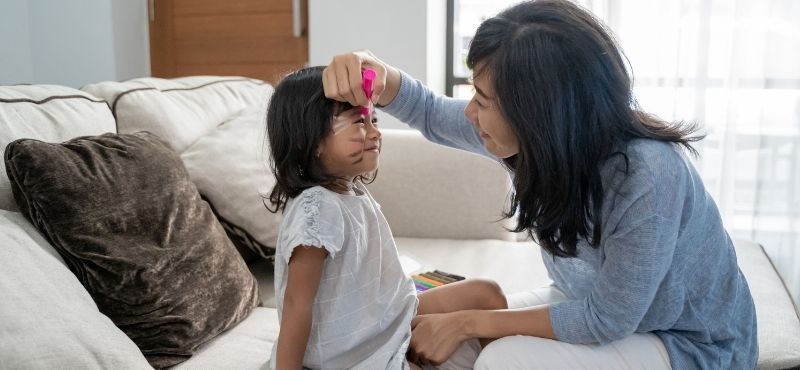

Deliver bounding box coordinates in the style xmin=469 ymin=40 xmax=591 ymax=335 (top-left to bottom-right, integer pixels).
xmin=270 ymin=182 xmax=417 ymax=370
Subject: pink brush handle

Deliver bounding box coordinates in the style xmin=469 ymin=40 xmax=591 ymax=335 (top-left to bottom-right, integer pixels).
xmin=361 ymin=68 xmax=376 ymax=116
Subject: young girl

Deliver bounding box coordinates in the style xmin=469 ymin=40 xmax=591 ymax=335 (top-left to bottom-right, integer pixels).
xmin=265 ymin=66 xmax=507 ymax=370
xmin=322 ymin=1 xmax=758 ymax=369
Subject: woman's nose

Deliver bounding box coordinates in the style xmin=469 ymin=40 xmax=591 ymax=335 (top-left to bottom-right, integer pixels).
xmin=464 ymin=98 xmax=478 ymax=124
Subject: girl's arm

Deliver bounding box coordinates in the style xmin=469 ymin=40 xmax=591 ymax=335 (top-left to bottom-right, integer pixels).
xmin=274 ymin=245 xmax=328 ymax=370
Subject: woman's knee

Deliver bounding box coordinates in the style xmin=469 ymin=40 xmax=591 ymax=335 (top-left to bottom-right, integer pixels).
xmin=474 ymin=336 xmax=526 ymax=370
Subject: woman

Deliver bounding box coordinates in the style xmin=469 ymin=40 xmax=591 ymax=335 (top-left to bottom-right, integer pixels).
xmin=322 ymin=1 xmax=757 ymax=369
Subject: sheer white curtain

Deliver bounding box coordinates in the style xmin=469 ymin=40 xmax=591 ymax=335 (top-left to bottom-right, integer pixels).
xmin=579 ymin=0 xmax=800 ymax=305
xmin=455 ymin=0 xmax=800 ymax=304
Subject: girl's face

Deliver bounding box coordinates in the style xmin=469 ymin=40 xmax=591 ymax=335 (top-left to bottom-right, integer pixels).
xmin=464 ymin=68 xmax=519 ymax=158
xmin=317 ymin=106 xmax=381 ymax=180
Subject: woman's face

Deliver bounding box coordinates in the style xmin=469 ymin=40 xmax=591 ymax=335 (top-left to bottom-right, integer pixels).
xmin=464 ymin=68 xmax=520 ymax=158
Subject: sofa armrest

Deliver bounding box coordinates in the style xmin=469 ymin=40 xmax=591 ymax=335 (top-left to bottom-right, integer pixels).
xmin=368 ymin=129 xmax=515 ymax=241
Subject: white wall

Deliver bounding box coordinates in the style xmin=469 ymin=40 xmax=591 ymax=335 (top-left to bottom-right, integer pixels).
xmin=111 ymin=1 xmax=151 ymax=82
xmin=0 ymin=0 xmax=150 ymax=88
xmin=0 ymin=1 xmax=34 ymax=85
xmin=309 ymin=0 xmax=447 ymax=129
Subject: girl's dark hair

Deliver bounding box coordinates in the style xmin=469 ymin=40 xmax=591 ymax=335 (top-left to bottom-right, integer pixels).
xmin=265 ymin=66 xmax=375 ymax=213
xmin=467 ymin=0 xmax=703 ymax=257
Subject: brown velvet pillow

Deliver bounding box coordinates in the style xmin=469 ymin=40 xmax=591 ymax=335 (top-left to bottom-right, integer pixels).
xmin=4 ymin=132 xmax=260 ymax=368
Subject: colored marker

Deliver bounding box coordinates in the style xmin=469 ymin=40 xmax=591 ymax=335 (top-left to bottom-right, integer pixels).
xmin=361 ymin=68 xmax=376 ymax=117
xmin=423 ymin=272 xmax=456 ymax=284
xmin=413 ymin=275 xmax=444 ymax=288
xmin=412 ymin=277 xmax=437 ymax=289
xmin=434 ymin=270 xmax=466 ymax=281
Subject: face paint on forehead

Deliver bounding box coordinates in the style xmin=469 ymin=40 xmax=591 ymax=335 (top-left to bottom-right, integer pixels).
xmin=330 ymin=107 xmax=361 ymax=135
xmin=330 ymin=117 xmax=350 ymax=135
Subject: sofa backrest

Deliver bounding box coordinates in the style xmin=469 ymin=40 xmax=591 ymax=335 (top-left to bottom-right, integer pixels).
xmin=0 ymin=85 xmax=116 ymax=211
xmin=369 ymin=129 xmax=516 ymax=241
xmin=81 ymin=76 xmax=272 ymax=153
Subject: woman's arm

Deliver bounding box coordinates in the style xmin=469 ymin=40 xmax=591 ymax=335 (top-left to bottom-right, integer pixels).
xmin=274 ymin=246 xmax=328 ymax=370
xmin=464 ymin=306 xmax=556 ymax=340
xmin=322 ymin=50 xmax=492 ymax=159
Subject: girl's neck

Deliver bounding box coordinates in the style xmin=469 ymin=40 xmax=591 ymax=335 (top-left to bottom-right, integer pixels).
xmin=325 ymin=178 xmax=356 ymax=195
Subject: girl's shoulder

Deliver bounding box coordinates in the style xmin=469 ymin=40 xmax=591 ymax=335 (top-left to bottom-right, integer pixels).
xmin=296 ymin=185 xmax=336 ymax=200
xmin=284 ymin=186 xmax=342 ymax=217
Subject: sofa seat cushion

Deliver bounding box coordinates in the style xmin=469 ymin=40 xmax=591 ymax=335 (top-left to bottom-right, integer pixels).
xmin=4 ymin=132 xmax=260 ymax=368
xmin=0 ymin=210 xmax=151 ymax=370
xmin=170 ymin=307 xmax=279 ymax=370
xmin=734 ymin=239 xmax=800 ymax=370
xmin=394 ymin=237 xmax=551 ymax=295
xmin=0 ymin=85 xmax=115 ymax=211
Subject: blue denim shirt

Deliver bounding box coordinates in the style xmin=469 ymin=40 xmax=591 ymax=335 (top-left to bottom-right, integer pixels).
xmin=380 ymin=71 xmax=758 ymax=369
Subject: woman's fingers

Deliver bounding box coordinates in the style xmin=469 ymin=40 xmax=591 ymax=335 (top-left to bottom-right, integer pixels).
xmin=333 ymin=57 xmax=358 ymax=105
xmin=347 ymin=59 xmax=368 ymax=106
xmin=410 ymin=314 xmax=461 ymax=366
xmin=323 ymin=50 xmax=388 ymax=107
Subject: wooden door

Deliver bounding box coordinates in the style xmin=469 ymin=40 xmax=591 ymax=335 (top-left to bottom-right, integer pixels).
xmin=149 ymin=0 xmax=308 ymax=85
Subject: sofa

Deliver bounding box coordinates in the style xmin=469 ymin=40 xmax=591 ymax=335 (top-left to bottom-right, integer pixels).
xmin=0 ymin=75 xmax=798 ymax=370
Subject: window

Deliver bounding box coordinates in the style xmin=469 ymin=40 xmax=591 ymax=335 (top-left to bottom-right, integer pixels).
xmin=446 ymin=0 xmax=523 ymax=98
xmin=446 ymin=0 xmax=800 ymax=303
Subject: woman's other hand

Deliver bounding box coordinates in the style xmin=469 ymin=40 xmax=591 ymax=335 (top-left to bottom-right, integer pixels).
xmin=322 ymin=50 xmax=401 ymax=108
xmin=408 ymin=311 xmax=473 ymax=366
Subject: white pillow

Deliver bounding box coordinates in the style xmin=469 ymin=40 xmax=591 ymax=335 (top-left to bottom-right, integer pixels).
xmin=81 ymin=76 xmax=273 ymax=153
xmin=181 ymin=107 xmax=280 ymax=259
xmin=0 ymin=85 xmax=115 ymax=211
xmin=0 ymin=210 xmax=151 ymax=369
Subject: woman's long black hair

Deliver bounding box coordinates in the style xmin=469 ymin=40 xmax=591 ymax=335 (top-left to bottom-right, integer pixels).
xmin=468 ymin=0 xmax=703 ymax=257
xmin=264 ymin=66 xmax=374 ymax=213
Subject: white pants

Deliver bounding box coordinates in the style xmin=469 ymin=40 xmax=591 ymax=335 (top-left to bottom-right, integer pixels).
xmin=430 ymin=287 xmax=672 ymax=370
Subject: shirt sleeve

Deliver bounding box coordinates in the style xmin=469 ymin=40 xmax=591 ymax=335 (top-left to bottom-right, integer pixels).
xmin=379 ymin=70 xmax=495 ymax=160
xmin=549 ymin=162 xmax=686 ymax=344
xmin=279 ymin=188 xmax=345 ymax=264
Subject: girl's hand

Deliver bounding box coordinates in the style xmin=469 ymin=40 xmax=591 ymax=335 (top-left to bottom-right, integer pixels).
xmin=408 ymin=311 xmax=473 ymax=366
xmin=322 ymin=50 xmax=401 ymax=108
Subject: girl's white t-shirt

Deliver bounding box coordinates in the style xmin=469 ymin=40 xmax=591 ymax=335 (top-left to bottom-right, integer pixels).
xmin=270 ymin=182 xmax=417 ymax=370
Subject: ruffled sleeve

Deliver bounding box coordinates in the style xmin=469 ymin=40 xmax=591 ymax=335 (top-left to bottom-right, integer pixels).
xmin=278 ymin=187 xmax=345 ymax=264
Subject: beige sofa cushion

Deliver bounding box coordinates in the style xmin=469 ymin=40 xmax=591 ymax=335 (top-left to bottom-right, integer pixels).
xmin=171 ymin=307 xmax=279 ymax=370
xmin=0 ymin=210 xmax=151 ymax=369
xmin=81 ymin=76 xmax=272 ymax=153
xmin=369 ymin=129 xmax=515 ymax=241
xmin=735 ymin=239 xmax=800 ymax=370
xmin=181 ymin=107 xmax=279 ymax=259
xmin=0 ymin=85 xmax=115 ymax=211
